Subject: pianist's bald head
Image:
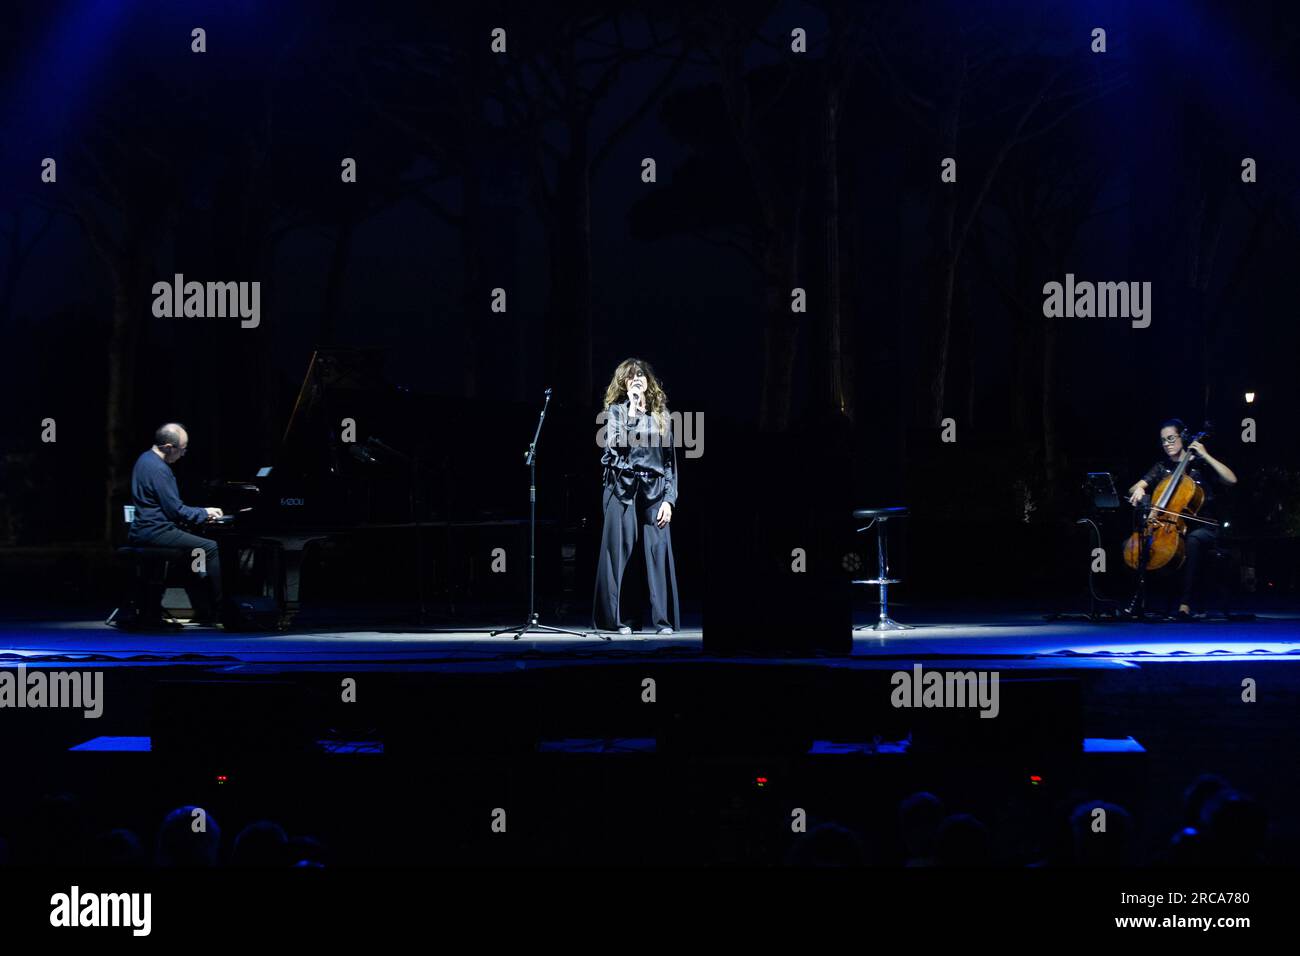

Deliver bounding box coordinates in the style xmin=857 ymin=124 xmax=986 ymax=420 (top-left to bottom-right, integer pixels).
xmin=153 ymin=423 xmax=189 ymax=464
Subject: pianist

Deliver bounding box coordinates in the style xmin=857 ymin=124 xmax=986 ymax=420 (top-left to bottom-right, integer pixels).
xmin=126 ymin=423 xmax=226 ymax=623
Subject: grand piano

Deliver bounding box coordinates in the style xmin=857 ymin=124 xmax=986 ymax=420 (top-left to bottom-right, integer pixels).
xmin=207 ymin=349 xmax=589 ymax=629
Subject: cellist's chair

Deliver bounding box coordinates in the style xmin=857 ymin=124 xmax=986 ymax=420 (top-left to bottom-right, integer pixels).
xmin=851 ymin=507 xmax=912 ymax=631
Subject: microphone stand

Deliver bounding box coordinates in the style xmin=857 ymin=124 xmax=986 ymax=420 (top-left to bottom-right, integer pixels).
xmin=491 ymin=388 xmax=600 ymax=640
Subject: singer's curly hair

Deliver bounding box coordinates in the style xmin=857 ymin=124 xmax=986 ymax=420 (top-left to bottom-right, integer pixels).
xmin=603 ymin=358 xmax=669 ymax=431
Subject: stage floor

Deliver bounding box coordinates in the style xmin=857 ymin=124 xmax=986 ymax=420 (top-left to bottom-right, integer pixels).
xmin=3 ymin=606 xmax=1299 ymax=670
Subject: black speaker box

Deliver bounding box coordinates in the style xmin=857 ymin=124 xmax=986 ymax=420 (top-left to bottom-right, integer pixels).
xmin=702 ymin=414 xmax=853 ymax=655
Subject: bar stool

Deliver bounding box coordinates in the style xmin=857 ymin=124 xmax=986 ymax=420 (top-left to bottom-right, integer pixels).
xmin=852 ymin=507 xmax=911 ymax=631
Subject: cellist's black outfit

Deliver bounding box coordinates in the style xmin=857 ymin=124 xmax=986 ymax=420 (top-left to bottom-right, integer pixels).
xmin=1137 ymin=457 xmax=1223 ymax=610
xmin=592 ymin=402 xmax=681 ymax=632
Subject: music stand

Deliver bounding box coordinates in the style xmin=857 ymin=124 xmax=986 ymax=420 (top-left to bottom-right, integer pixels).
xmin=1045 ymin=472 xmax=1124 ymax=622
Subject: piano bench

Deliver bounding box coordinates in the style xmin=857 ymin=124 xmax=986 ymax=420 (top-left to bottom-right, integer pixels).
xmin=106 ymin=546 xmax=188 ymax=629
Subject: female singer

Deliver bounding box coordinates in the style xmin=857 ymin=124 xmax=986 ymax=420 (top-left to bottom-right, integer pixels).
xmin=593 ymin=358 xmax=681 ymax=635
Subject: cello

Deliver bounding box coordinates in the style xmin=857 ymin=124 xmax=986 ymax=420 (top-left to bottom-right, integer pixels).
xmin=1122 ymin=426 xmax=1220 ymax=572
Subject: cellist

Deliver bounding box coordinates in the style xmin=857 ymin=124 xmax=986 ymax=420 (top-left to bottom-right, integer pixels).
xmin=1125 ymin=419 xmax=1237 ymax=619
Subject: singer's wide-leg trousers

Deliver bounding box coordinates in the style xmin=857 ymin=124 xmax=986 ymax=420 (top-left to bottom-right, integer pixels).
xmin=592 ymin=483 xmax=680 ymax=632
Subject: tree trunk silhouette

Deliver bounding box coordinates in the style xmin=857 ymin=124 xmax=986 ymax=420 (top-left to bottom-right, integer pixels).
xmin=543 ymin=141 xmax=594 ymax=407
xmin=712 ymin=20 xmax=808 ymax=430
xmin=459 ymin=141 xmax=485 ymax=399
xmin=320 ymin=214 xmax=357 ymax=346
xmin=758 ymin=232 xmax=800 ymax=431
xmin=104 ymin=246 xmax=151 ymax=542
xmin=822 ymin=87 xmax=846 ymax=417
xmin=0 ymin=209 xmax=54 ymax=329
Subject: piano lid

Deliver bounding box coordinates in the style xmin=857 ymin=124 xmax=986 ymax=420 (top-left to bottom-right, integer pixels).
xmin=268 ymin=348 xmax=589 ymax=525
xmin=283 ymin=347 xmax=386 ymax=442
